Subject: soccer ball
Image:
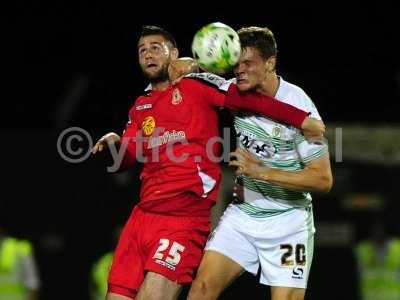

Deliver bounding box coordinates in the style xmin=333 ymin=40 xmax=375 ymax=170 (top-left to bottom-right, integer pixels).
xmin=191 ymin=22 xmax=241 ymax=75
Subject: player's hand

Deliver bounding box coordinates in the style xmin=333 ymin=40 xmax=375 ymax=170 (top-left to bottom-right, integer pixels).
xmin=92 ymin=132 xmax=121 ymax=154
xmin=229 ymin=148 xmax=266 ymax=179
xmin=301 ymin=117 xmax=325 ymax=140
xmin=168 ymin=57 xmax=199 ymax=84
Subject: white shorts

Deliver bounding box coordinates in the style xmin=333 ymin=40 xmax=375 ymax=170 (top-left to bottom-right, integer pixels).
xmin=205 ymin=203 xmax=315 ymax=288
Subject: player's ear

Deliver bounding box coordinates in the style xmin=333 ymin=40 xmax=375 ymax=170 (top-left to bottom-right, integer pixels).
xmin=171 ymin=48 xmax=179 ymax=60
xmin=266 ymin=56 xmax=276 ymax=72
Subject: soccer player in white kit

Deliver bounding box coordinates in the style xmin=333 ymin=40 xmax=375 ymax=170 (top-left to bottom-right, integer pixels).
xmin=188 ymin=27 xmax=333 ymax=300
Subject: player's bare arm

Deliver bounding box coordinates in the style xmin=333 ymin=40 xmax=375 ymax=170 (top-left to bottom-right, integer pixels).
xmin=168 ymin=57 xmax=199 ymax=84
xmin=229 ymin=147 xmax=333 ymax=193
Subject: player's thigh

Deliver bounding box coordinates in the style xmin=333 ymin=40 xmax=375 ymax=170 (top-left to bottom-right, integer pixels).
xmin=189 ymin=205 xmax=259 ymax=298
xmin=136 ymin=271 xmax=182 ymax=300
xmin=271 ymin=286 xmax=306 ymax=300
xmin=195 ymin=250 xmax=244 ymax=290
xmin=188 ymin=250 xmax=244 ymax=298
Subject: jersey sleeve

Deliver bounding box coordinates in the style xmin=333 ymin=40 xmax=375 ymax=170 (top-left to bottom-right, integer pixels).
xmin=294 ymin=96 xmax=328 ymax=163
xmin=292 ymin=89 xmax=328 ymax=163
xmin=224 ymin=84 xmax=309 ymax=129
xmin=300 ymin=93 xmax=322 ymax=120
xmin=295 ymin=132 xmax=329 ymax=164
xmin=120 ymin=106 xmax=140 ymax=169
xmin=183 ymin=73 xmax=231 ymax=107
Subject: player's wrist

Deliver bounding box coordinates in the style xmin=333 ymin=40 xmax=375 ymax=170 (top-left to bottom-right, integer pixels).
xmin=255 ymin=167 xmax=270 ymax=181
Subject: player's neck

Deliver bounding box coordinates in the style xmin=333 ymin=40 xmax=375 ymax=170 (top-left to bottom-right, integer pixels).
xmin=152 ymin=80 xmax=171 ymax=92
xmin=256 ymin=72 xmax=279 ymax=97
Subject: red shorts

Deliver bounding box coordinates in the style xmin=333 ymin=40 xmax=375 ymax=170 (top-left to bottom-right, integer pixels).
xmin=107 ymin=205 xmax=210 ymax=297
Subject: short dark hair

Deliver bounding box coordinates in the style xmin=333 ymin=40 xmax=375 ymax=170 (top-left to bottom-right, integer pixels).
xmin=140 ymin=25 xmax=177 ymax=48
xmin=237 ymin=27 xmax=277 ymax=60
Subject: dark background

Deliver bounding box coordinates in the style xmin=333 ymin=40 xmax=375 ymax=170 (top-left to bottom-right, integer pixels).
xmin=2 ymin=1 xmax=399 ymax=299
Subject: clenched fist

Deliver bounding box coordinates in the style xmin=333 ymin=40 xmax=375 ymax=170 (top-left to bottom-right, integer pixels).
xmin=92 ymin=132 xmax=121 ymax=154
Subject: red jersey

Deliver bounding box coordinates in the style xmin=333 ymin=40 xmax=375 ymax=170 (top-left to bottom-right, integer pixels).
xmin=120 ymin=74 xmax=308 ymax=217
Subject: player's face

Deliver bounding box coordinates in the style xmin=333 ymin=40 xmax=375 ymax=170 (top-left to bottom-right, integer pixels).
xmin=234 ymin=47 xmax=268 ymax=92
xmin=138 ymin=35 xmax=177 ymax=82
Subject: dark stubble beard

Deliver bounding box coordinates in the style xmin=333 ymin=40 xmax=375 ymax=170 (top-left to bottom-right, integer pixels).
xmin=143 ymin=64 xmax=169 ymax=85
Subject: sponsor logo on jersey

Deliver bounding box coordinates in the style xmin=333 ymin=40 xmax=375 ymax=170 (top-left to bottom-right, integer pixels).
xmin=154 ymin=259 xmax=177 ymax=271
xmin=236 ymin=130 xmax=277 ymax=159
xmin=147 ymin=130 xmax=187 ymax=148
xmin=142 ymin=116 xmax=156 ymax=136
xmin=292 ymin=266 xmax=304 ymax=279
xmin=171 ymin=88 xmax=183 ymax=105
xmin=136 ymin=103 xmax=152 ymax=111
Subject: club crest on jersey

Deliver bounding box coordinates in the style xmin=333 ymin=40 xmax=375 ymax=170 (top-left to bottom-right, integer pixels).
xmin=142 ymin=116 xmax=156 ymax=136
xmin=171 ymin=88 xmax=183 ymax=105
xmin=272 ymin=126 xmax=282 ymax=138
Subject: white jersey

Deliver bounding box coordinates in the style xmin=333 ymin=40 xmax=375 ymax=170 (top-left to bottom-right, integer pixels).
xmin=234 ymin=76 xmax=328 ymax=217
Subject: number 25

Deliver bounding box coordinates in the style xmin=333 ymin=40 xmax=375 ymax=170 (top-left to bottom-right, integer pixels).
xmin=153 ymin=239 xmax=185 ymax=266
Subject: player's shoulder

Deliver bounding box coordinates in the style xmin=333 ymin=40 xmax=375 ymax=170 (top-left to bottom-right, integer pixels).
xmin=181 ymin=72 xmax=232 ymax=91
xmin=279 ymin=78 xmax=311 ymax=103
xmin=278 ymin=77 xmax=320 ymax=116
xmin=135 ymin=86 xmax=156 ymax=105
xmin=126 ymin=94 xmax=149 ymax=116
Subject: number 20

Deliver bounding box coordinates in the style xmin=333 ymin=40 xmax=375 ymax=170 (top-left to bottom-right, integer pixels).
xmin=153 ymin=239 xmax=185 ymax=266
xmin=280 ymin=244 xmax=306 ymax=266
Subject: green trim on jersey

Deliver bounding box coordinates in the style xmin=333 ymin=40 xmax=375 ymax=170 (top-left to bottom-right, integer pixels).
xmin=242 ymin=176 xmax=310 ymax=203
xmin=236 ymin=201 xmax=296 ymax=218
xmin=301 ymin=147 xmax=328 ymax=164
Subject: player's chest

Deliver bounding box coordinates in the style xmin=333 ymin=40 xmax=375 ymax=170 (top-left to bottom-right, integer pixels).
xmin=234 ymin=115 xmax=297 ymax=159
xmin=135 ymin=88 xmax=193 ymax=133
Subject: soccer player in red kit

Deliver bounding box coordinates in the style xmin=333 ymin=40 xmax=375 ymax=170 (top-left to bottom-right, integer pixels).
xmin=91 ymin=26 xmax=324 ymax=300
